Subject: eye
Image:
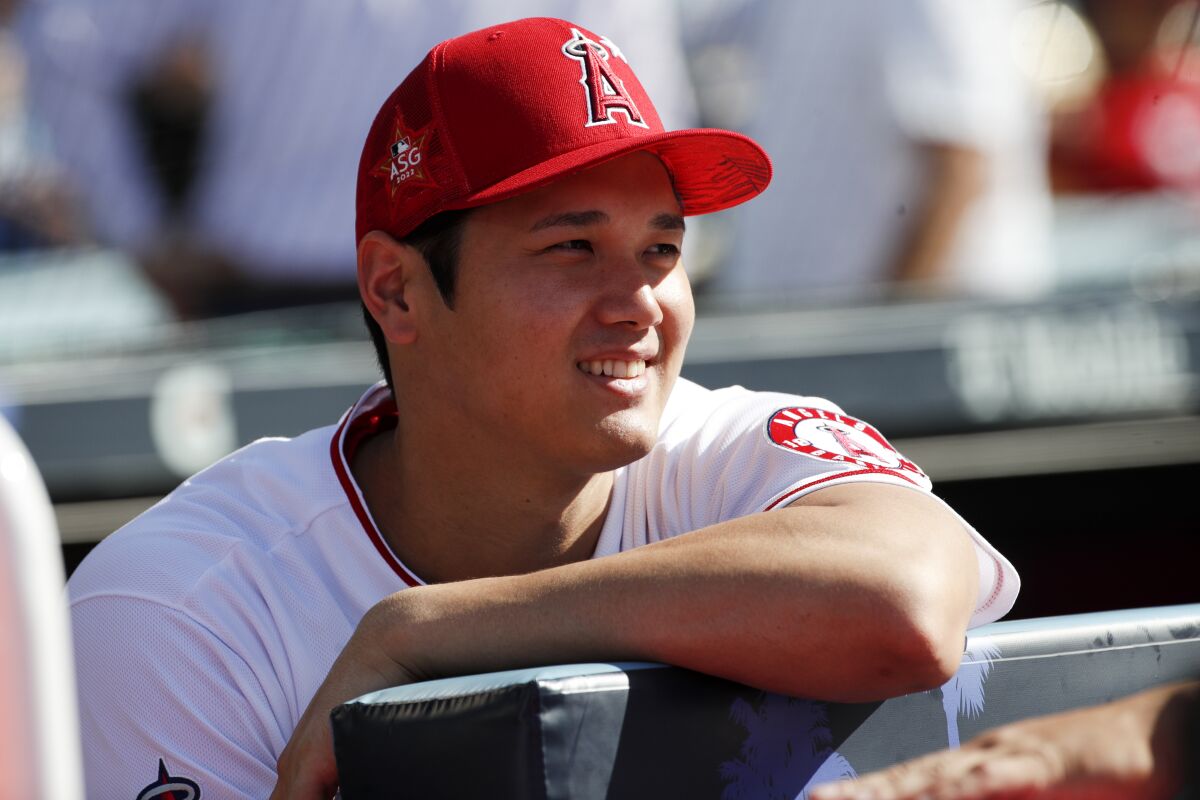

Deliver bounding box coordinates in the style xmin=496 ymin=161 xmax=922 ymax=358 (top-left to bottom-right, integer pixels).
xmin=549 ymin=239 xmax=593 ymax=253
xmin=646 ymin=243 xmax=681 ymax=260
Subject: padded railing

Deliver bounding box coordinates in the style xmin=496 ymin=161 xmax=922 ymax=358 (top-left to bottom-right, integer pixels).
xmin=333 ymin=603 xmax=1200 ymax=799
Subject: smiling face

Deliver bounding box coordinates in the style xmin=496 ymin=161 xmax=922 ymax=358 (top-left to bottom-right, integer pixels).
xmin=402 ymin=151 xmax=694 ymax=477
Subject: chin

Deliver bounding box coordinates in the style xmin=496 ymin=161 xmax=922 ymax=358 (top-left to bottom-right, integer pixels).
xmin=586 ymin=415 xmax=659 ymax=470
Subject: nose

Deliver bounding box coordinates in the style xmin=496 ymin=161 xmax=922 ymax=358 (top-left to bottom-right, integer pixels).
xmin=594 ymin=260 xmax=665 ymax=330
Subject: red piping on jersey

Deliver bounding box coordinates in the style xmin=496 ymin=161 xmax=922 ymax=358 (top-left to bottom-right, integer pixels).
xmin=979 ymin=550 xmax=1006 ymax=611
xmin=763 ymin=468 xmax=920 ymax=511
xmin=329 ymin=392 xmax=422 ymax=587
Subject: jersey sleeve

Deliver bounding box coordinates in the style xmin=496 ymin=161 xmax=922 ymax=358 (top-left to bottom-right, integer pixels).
xmin=639 ymin=385 xmax=1018 ymax=627
xmin=71 ymin=594 xmax=286 ymax=798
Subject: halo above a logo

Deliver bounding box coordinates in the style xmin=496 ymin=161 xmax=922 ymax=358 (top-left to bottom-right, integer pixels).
xmin=560 ymin=28 xmax=647 ymax=128
xmin=137 ymin=759 xmax=200 ymax=800
xmin=765 ymin=406 xmax=926 ymax=479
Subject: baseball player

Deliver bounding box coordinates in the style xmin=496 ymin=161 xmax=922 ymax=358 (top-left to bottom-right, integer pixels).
xmin=67 ymin=18 xmax=1020 ymax=799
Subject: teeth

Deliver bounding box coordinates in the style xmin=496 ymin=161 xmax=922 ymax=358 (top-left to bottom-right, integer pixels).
xmin=577 ymin=359 xmax=647 ymax=378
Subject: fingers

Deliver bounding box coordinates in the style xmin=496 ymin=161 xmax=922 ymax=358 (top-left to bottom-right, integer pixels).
xmin=269 ymin=616 xmax=404 ymax=798
xmin=269 ymin=595 xmax=427 ymax=798
xmin=809 ymin=747 xmax=1055 ymax=800
xmin=270 ymin=709 xmax=340 ymax=800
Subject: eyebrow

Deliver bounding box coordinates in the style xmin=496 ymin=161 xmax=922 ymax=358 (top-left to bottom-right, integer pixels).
xmin=528 ymin=210 xmax=686 ymax=233
xmin=529 ymin=210 xmax=609 ymax=232
xmin=650 ymin=212 xmax=686 ymax=232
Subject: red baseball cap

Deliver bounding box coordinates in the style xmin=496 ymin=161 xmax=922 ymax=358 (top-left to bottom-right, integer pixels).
xmin=355 ymin=17 xmax=772 ymax=243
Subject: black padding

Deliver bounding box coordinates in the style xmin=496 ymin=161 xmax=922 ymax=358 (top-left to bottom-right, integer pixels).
xmin=333 ymin=605 xmax=1200 ymax=799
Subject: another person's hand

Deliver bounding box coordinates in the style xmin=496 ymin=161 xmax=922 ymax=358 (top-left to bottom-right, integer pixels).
xmin=139 ymin=233 xmax=238 ymax=320
xmin=810 ymin=681 xmax=1197 ymax=800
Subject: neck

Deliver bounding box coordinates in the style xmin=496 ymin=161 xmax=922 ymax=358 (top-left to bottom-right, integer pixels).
xmin=353 ymin=424 xmax=614 ymax=584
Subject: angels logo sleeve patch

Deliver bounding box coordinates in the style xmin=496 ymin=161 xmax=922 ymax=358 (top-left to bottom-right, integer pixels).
xmin=640 ymin=384 xmax=939 ymax=533
xmin=136 ymin=759 xmax=200 ymax=799
xmin=763 ymin=406 xmax=928 ymax=492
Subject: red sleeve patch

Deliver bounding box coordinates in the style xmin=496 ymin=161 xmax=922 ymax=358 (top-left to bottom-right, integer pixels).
xmin=764 ymin=406 xmax=926 ymax=479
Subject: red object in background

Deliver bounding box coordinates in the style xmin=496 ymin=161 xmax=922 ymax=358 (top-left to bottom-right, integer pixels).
xmin=1054 ymin=58 xmax=1200 ymax=192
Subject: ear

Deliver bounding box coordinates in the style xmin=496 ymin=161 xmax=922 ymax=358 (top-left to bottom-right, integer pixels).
xmin=357 ymin=230 xmax=426 ymax=346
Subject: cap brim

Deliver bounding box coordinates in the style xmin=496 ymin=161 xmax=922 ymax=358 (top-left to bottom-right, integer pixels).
xmin=455 ymin=128 xmax=772 ymax=217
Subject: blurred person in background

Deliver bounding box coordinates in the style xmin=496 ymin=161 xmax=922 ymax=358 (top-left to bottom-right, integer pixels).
xmin=15 ymin=0 xmax=697 ymax=318
xmin=1051 ymin=0 xmax=1200 ymax=194
xmin=686 ymin=0 xmax=1055 ymax=305
xmin=0 ymin=0 xmax=81 ymax=250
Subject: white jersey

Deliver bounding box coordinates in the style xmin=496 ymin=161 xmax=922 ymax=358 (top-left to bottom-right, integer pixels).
xmin=69 ymin=379 xmax=1018 ymax=797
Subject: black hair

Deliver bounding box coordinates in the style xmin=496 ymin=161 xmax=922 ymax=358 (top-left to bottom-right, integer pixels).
xmin=362 ymin=208 xmax=473 ymax=392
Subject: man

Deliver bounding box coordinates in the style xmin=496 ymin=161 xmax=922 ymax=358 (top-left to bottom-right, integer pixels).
xmin=68 ymin=18 xmax=1019 ymax=799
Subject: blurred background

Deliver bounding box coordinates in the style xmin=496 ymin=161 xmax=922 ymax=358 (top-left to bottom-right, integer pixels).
xmin=1 ymin=0 xmax=1196 ymax=619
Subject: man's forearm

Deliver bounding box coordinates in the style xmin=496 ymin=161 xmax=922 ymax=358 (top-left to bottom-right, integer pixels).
xmin=272 ymin=483 xmax=981 ymax=799
xmin=368 ymin=483 xmax=979 ymax=702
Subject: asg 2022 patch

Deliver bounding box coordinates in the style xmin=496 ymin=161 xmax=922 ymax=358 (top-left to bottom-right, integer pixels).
xmin=373 ymin=120 xmax=437 ymax=199
xmin=765 ymin=406 xmax=926 ymax=480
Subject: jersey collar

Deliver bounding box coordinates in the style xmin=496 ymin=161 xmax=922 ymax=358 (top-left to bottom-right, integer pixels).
xmin=329 ymin=383 xmax=424 ymax=587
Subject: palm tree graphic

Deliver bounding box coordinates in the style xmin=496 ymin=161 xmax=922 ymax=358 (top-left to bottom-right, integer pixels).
xmin=721 ymin=694 xmax=856 ymax=800
xmin=720 ymin=642 xmax=1002 ymax=798
xmin=935 ymin=640 xmax=1002 ymax=747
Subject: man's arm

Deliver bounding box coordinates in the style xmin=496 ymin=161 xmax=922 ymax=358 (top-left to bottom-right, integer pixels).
xmin=272 ymin=481 xmax=980 ymax=798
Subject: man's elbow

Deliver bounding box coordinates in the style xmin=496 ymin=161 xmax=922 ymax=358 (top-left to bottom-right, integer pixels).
xmin=881 ymin=575 xmax=973 ymax=694
xmin=804 ymin=604 xmax=967 ymax=703
xmin=872 ymin=506 xmax=980 ymax=695
xmin=887 ymin=613 xmax=967 ymax=693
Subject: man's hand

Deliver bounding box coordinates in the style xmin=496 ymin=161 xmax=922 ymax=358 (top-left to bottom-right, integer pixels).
xmin=809 ymin=681 xmax=1198 ymax=800
xmin=269 ymin=573 xmax=620 ymax=799
xmin=269 ymin=605 xmax=421 ymax=800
